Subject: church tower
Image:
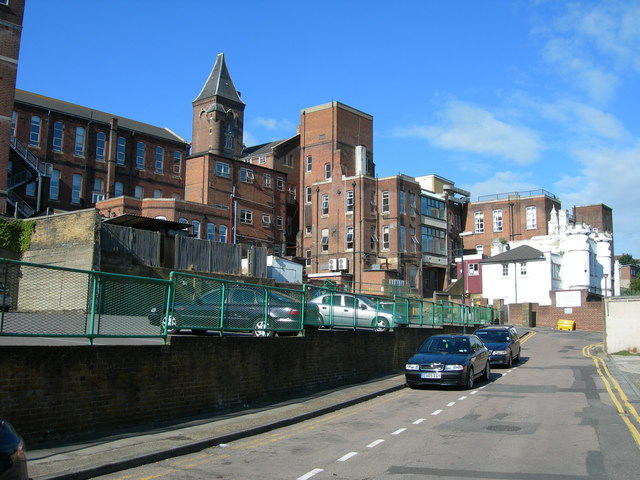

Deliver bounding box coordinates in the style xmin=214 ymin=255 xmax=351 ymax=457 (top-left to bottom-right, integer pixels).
xmin=192 ymin=53 xmax=245 ymax=159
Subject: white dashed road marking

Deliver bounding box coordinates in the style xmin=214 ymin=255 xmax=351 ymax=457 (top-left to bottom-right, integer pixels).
xmin=367 ymin=439 xmax=385 ymax=448
xmin=432 ymin=409 xmax=443 ymax=415
xmin=392 ymin=428 xmax=406 ymax=435
xmin=297 ymin=468 xmax=324 ymax=480
xmin=413 ymin=418 xmax=426 ymax=424
xmin=338 ymin=452 xmax=358 ymax=462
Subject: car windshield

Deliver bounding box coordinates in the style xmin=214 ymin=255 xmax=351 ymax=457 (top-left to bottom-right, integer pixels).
xmin=476 ymin=330 xmax=510 ymax=342
xmin=418 ymin=337 xmax=469 ymax=354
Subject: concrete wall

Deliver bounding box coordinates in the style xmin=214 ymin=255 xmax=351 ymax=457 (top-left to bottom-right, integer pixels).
xmin=604 ymin=296 xmax=640 ymax=353
xmin=0 ymin=326 xmax=466 ymax=446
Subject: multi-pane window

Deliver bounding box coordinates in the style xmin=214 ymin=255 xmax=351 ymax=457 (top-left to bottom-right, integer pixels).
xmin=346 ymin=227 xmax=354 ymax=250
xmin=277 ymin=177 xmax=285 ymax=191
xmin=474 ymin=211 xmax=485 ymax=233
xmin=72 ymin=174 xmax=82 ymax=204
xmin=173 ymin=151 xmax=182 ymax=175
xmin=262 ymin=215 xmax=271 ymax=227
xmin=520 ymin=263 xmax=527 ymax=275
xmin=381 ymin=191 xmax=390 ymax=213
xmin=26 ymin=182 xmax=36 ymax=196
xmin=136 ymin=142 xmax=145 ymax=169
xmin=92 ymin=178 xmax=104 ymax=203
xmin=207 ymin=223 xmax=216 ymax=241
xmin=421 ymin=196 xmax=445 ymax=219
xmin=410 ymin=227 xmax=418 ymax=252
xmin=321 ymin=228 xmax=329 ymax=252
xmin=74 ymin=127 xmax=85 ymax=156
xmin=552 ymin=262 xmax=561 ymax=280
xmin=410 ymin=194 xmax=416 ymax=217
xmin=239 ymin=209 xmax=253 ymax=224
xmin=284 ymin=154 xmax=294 ymax=167
xmin=321 ymin=194 xmax=329 ymax=215
xmin=192 ymin=220 xmax=200 ymax=239
xmin=29 ymin=116 xmax=41 ymax=146
xmin=114 ymin=181 xmax=124 ymax=197
xmin=11 ymin=111 xmax=16 ymax=137
xmin=305 ymin=187 xmax=312 ymax=204
xmin=493 ymin=209 xmax=503 ymax=232
xmin=155 ymin=147 xmax=164 ymax=173
xmin=469 ymin=263 xmax=479 ymax=276
xmin=276 ymin=216 xmax=283 ymax=230
xmin=421 ymin=226 xmax=446 ymax=255
xmin=219 ymin=225 xmax=228 ymax=243
xmin=49 ymin=170 xmax=60 ymax=200
xmin=117 ymin=137 xmax=126 ymax=165
xmin=305 ymin=155 xmax=312 ymax=172
xmin=346 ymin=190 xmax=354 ymax=214
xmin=96 ymin=132 xmax=106 ymax=161
xmin=502 ymin=264 xmax=509 ymax=276
xmin=216 ymin=161 xmax=230 ymax=177
xmin=134 ymin=185 xmax=143 ymax=199
xmin=263 ymin=173 xmax=272 ymax=188
xmin=224 ymin=124 xmax=234 ymax=149
xmin=370 ymin=191 xmax=376 ymax=214
xmin=526 ymin=206 xmax=537 ymax=229
xmin=153 ymin=189 xmax=162 ymax=198
xmin=240 ymin=167 xmax=254 ymax=183
xmin=382 ymin=226 xmax=390 ymax=250
xmin=52 ymin=121 xmax=63 ymax=152
xmin=370 ymin=226 xmax=378 ymax=250
xmin=324 ymin=163 xmax=331 ymax=180
xmin=305 ymin=249 xmax=312 ymax=266
xmin=399 ymin=191 xmax=405 ymax=214
xmin=399 ymin=225 xmax=406 ymax=252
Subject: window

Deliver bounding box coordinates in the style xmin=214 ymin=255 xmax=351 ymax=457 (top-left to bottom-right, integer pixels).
xmin=115 ymin=137 xmax=126 ymax=165
xmin=263 ymin=173 xmax=272 ymax=188
xmin=410 ymin=194 xmax=416 ymax=217
xmin=29 ymin=116 xmax=41 ymax=146
xmin=346 ymin=227 xmax=354 ymax=250
xmin=26 ymin=182 xmax=36 ymax=197
xmin=410 ymin=227 xmax=418 ymax=253
xmin=52 ymin=121 xmax=63 ymax=152
xmin=276 ymin=216 xmax=283 ymax=229
xmin=179 ymin=218 xmax=188 ymax=224
xmin=552 ymin=262 xmax=561 ymax=280
xmin=0 ymin=1 xmax=8 ymax=6
xmin=321 ymin=228 xmax=329 ymax=252
xmin=468 ymin=263 xmax=479 ymax=276
xmin=153 ymin=189 xmax=162 ymax=198
xmin=520 ymin=263 xmax=527 ymax=275
xmin=240 ymin=167 xmax=254 ymax=183
xmin=92 ymin=178 xmax=104 ymax=203
xmin=421 ymin=226 xmax=446 ymax=255
xmin=11 ymin=111 xmax=16 ymax=137
xmin=476 ymin=244 xmax=484 ymax=255
xmin=305 ymin=187 xmax=312 ymax=204
xmin=75 ymin=127 xmax=85 ymax=156
xmin=324 ymin=163 xmax=331 ymax=180
xmin=192 ymin=220 xmax=200 ymax=239
xmin=207 ymin=223 xmax=216 ymax=241
xmin=381 ymin=191 xmax=390 ymax=213
xmin=257 ymin=155 xmax=266 ymax=164
xmin=239 ymin=209 xmax=253 ymax=224
xmin=262 ymin=215 xmax=271 ymax=227
xmin=277 ymin=177 xmax=285 ymax=191
xmin=155 ymin=147 xmax=164 ymax=173
xmin=96 ymin=132 xmax=106 ymax=161
xmin=421 ymin=196 xmax=445 ymax=219
xmin=370 ymin=226 xmax=378 ymax=250
xmin=224 ymin=123 xmax=234 ymax=149
xmin=399 ymin=191 xmax=405 ymax=214
xmin=382 ymin=226 xmax=390 ymax=250
xmin=370 ymin=191 xmax=376 ymax=214
xmin=136 ymin=142 xmax=145 ymax=169
xmin=305 ymin=249 xmax=312 ymax=266
xmin=474 ymin=211 xmax=485 ymax=233
xmin=216 ymin=161 xmax=230 ymax=178
xmin=134 ymin=185 xmax=143 ymax=199
xmin=399 ymin=226 xmax=406 ymax=252
xmin=72 ymin=174 xmax=82 ymax=204
xmin=114 ymin=181 xmax=124 ymax=197
xmin=502 ymin=264 xmax=509 ymax=277
xmin=305 ymin=155 xmax=312 ymax=172
xmin=321 ymin=194 xmax=329 ymax=215
xmin=493 ymin=209 xmax=503 ymax=232
xmin=49 ymin=170 xmax=60 ymax=200
xmin=526 ymin=206 xmax=537 ymax=229
xmin=284 ymin=154 xmax=294 ymax=167
xmin=219 ymin=225 xmax=228 ymax=243
xmin=173 ymin=151 xmax=182 ymax=175
xmin=346 ymin=190 xmax=354 ymax=214
xmin=305 ymin=226 xmax=312 ymax=236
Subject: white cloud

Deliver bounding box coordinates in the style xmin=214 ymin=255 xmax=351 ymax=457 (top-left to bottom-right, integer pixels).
xmin=243 ymin=130 xmax=258 ymax=148
xmin=393 ymin=102 xmax=541 ymax=165
xmin=463 ymin=171 xmax=538 ymax=200
xmin=254 ymin=117 xmax=295 ymax=131
xmin=572 ymin=104 xmax=626 ymax=140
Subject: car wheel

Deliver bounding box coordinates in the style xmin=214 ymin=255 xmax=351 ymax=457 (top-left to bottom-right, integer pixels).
xmin=162 ymin=313 xmax=181 ymax=334
xmin=252 ymin=318 xmax=274 ymax=337
xmin=506 ymin=353 xmax=513 ymax=368
xmin=373 ymin=317 xmax=389 ymax=332
xmin=465 ymin=367 xmax=475 ymax=389
xmin=484 ymin=362 xmax=491 ymax=381
xmin=514 ymin=349 xmax=521 ymax=363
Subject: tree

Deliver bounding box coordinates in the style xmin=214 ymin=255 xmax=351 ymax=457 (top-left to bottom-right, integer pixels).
xmin=619 ymin=253 xmax=638 ymax=266
xmin=626 ymin=277 xmax=640 ymax=295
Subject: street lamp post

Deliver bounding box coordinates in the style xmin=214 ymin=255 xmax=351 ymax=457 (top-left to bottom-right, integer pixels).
xmin=459 ymin=232 xmax=473 ymax=331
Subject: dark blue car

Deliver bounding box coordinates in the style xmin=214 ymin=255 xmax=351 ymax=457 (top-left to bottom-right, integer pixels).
xmin=474 ymin=326 xmax=521 ymax=367
xmin=405 ymin=334 xmax=490 ymax=389
xmin=0 ymin=420 xmax=29 ymax=480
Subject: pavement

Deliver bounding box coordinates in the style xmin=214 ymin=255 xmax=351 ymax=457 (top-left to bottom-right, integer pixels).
xmin=26 ymin=340 xmax=640 ymax=480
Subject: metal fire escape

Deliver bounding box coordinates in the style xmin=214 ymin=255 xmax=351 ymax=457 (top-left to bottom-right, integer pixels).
xmin=7 ymin=136 xmax=52 ymax=218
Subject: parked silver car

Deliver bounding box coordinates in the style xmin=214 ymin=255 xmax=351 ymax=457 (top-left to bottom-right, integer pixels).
xmin=309 ymin=293 xmax=407 ymax=331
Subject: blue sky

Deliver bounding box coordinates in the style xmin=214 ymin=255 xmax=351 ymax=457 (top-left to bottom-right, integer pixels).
xmin=16 ymin=0 xmax=640 ymax=258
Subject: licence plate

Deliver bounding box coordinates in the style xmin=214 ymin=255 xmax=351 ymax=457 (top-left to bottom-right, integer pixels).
xmin=420 ymin=372 xmax=441 ymax=379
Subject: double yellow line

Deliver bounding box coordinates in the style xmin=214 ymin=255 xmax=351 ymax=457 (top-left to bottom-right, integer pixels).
xmin=583 ymin=343 xmax=640 ymax=449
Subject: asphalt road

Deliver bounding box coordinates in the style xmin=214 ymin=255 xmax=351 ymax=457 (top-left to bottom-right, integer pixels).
xmin=84 ymin=328 xmax=640 ymax=480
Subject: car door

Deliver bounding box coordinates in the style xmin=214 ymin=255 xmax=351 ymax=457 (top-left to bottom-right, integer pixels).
xmin=182 ymin=288 xmax=222 ymax=329
xmin=509 ymin=327 xmax=521 ymax=358
xmin=470 ymin=336 xmax=488 ymax=375
xmin=226 ymin=287 xmax=260 ymax=330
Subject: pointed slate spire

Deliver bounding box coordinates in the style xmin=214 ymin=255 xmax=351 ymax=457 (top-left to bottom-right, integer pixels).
xmin=193 ymin=53 xmax=244 ymax=105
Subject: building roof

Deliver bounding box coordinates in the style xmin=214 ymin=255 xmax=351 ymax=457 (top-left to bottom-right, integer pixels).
xmin=242 ymin=139 xmax=288 ymax=157
xmin=193 ymin=53 xmax=244 ymax=105
xmin=15 ymin=90 xmax=189 ymax=145
xmin=481 ymin=245 xmax=546 ymax=264
xmin=102 ymin=214 xmax=191 ymax=232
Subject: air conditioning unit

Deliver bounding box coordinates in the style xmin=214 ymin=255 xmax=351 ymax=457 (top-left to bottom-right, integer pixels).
xmin=338 ymin=258 xmax=349 ymax=270
xmin=329 ymin=258 xmax=338 ymax=271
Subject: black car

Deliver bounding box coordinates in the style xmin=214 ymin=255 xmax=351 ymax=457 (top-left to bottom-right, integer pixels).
xmin=0 ymin=420 xmax=29 ymax=480
xmin=474 ymin=325 xmax=521 ymax=367
xmin=149 ymin=285 xmax=320 ymax=336
xmin=405 ymin=334 xmax=490 ymax=389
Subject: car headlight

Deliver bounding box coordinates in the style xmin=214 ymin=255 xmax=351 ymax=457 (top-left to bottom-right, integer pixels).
xmin=405 ymin=364 xmax=420 ymax=371
xmin=492 ymin=350 xmax=508 ymax=355
xmin=444 ymin=364 xmax=464 ymax=371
